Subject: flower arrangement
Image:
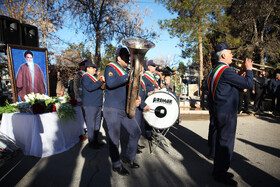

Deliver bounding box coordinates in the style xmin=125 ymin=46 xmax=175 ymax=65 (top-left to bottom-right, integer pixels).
xmin=0 ymin=93 xmax=77 ymax=122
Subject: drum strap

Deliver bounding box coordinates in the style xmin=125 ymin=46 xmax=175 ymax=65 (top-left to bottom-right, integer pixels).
xmin=207 ymin=64 xmax=229 ymax=100
xmin=83 ymin=72 xmax=97 ymax=82
xmin=108 ymin=62 xmax=127 ymax=76
xmin=144 ymin=72 xmax=159 ymax=88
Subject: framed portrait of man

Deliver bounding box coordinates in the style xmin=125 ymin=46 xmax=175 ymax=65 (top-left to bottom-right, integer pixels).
xmin=7 ymin=44 xmax=49 ymax=102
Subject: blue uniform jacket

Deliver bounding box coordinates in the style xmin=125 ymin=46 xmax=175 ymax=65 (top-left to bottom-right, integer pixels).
xmin=210 ymin=61 xmax=253 ymax=114
xmin=82 ymin=73 xmax=104 ymax=107
xmin=104 ymin=62 xmax=129 ymax=110
xmin=142 ymin=71 xmax=159 ymax=94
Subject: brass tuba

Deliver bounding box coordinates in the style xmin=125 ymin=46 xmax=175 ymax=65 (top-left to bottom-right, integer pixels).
xmin=122 ymin=38 xmax=155 ymax=118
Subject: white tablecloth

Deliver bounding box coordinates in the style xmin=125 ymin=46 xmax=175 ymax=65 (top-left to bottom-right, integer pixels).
xmin=0 ymin=106 xmax=85 ymax=157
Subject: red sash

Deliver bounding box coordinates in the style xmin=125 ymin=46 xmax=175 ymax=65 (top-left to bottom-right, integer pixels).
xmin=108 ymin=62 xmax=127 ymax=76
xmin=141 ymin=78 xmax=146 ymax=93
xmin=143 ymin=72 xmax=159 ymax=88
xmin=207 ymin=64 xmax=229 ymax=99
xmin=83 ymin=72 xmax=97 ymax=82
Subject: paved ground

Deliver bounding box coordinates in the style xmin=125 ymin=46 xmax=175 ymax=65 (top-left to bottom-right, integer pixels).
xmin=0 ymin=112 xmax=280 ymax=187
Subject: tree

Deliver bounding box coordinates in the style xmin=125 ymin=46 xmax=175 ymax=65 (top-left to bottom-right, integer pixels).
xmin=178 ymin=61 xmax=186 ymax=76
xmin=66 ymin=0 xmax=156 ymax=67
xmin=59 ymin=43 xmax=91 ymax=67
xmin=229 ymin=0 xmax=280 ymax=67
xmin=156 ymin=0 xmax=231 ymax=100
xmin=101 ymin=44 xmax=117 ymax=71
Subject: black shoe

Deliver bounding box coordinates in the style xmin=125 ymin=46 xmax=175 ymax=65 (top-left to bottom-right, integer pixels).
xmin=225 ymin=172 xmax=234 ymax=178
xmin=88 ymin=142 xmax=103 ymax=149
xmin=138 ymin=144 xmax=145 ymax=149
xmin=95 ymin=141 xmax=105 ymax=147
xmin=214 ymin=175 xmax=237 ymax=186
xmin=214 ymin=177 xmax=237 ymax=186
xmin=146 ymin=136 xmax=153 ymax=141
xmin=244 ymin=111 xmax=251 ymax=114
xmin=213 ymin=172 xmax=234 ymax=178
xmin=122 ymin=158 xmax=140 ymax=168
xmin=112 ymin=165 xmax=129 ymax=176
xmin=136 ymin=149 xmax=142 ymax=154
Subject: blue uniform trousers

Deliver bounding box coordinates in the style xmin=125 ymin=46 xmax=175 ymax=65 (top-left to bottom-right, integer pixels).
xmin=84 ymin=106 xmax=102 ymax=143
xmin=213 ymin=112 xmax=237 ymax=176
xmin=103 ymin=107 xmax=141 ymax=168
xmin=208 ymin=112 xmax=216 ymax=158
xmin=135 ymin=107 xmax=145 ymax=136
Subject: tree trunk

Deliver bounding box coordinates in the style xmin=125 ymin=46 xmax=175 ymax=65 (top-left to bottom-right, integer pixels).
xmin=198 ymin=32 xmax=203 ymax=102
xmin=94 ymin=31 xmax=102 ymax=67
xmin=260 ymin=48 xmax=265 ymax=65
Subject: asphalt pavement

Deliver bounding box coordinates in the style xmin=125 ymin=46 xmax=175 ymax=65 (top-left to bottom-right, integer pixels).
xmin=0 ymin=111 xmax=280 ymax=187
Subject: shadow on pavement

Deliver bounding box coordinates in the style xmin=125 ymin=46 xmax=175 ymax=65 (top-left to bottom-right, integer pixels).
xmin=168 ymin=123 xmax=280 ymax=187
xmin=0 ymin=150 xmax=39 ymax=186
xmin=168 ymin=124 xmax=216 ymax=186
xmin=231 ymin=151 xmax=280 ymax=187
xmin=0 ymin=142 xmax=83 ymax=187
xmin=237 ymin=138 xmax=280 ymax=160
xmin=80 ymin=136 xmax=112 ymax=187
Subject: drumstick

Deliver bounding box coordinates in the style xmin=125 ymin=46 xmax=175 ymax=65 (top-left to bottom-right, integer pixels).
xmin=149 ymin=108 xmax=165 ymax=114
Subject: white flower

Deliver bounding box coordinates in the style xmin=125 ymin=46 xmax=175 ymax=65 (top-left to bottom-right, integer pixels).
xmin=55 ymin=103 xmax=61 ymax=109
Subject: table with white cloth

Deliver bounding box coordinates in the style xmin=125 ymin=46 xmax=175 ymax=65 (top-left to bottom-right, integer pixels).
xmin=0 ymin=106 xmax=85 ymax=157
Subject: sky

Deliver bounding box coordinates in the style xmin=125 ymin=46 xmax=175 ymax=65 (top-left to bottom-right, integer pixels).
xmin=56 ymin=0 xmax=187 ymax=67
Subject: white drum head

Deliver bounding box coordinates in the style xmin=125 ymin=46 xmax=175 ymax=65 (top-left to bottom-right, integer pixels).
xmin=143 ymin=91 xmax=179 ymax=129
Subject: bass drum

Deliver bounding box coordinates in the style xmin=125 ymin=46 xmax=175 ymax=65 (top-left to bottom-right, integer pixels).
xmin=143 ymin=90 xmax=179 ymax=129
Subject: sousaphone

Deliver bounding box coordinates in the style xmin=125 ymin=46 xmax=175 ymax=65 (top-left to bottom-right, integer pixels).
xmin=122 ymin=38 xmax=155 ymax=118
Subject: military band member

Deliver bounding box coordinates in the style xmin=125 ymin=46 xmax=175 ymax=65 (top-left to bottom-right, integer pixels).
xmin=82 ymin=60 xmax=105 ymax=149
xmin=171 ymin=67 xmax=183 ymax=100
xmin=155 ymin=66 xmax=165 ymax=88
xmin=142 ymin=60 xmax=160 ymax=140
xmin=134 ymin=65 xmax=151 ymax=151
xmin=208 ymin=42 xmax=253 ymax=186
xmin=103 ymin=47 xmax=141 ymax=176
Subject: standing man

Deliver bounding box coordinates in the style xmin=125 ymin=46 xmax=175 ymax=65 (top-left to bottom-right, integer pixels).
xmin=135 ymin=64 xmax=151 ymax=149
xmin=171 ymin=67 xmax=183 ymax=100
xmin=103 ymin=47 xmax=141 ymax=176
xmin=238 ymin=72 xmax=251 ymax=114
xmin=82 ymin=60 xmax=105 ymax=149
xmin=208 ymin=42 xmax=253 ymax=186
xmin=74 ymin=60 xmax=87 ymax=140
xmin=142 ymin=60 xmax=160 ymax=140
xmin=252 ymin=70 xmax=267 ymax=114
xmin=155 ymin=66 xmax=165 ymax=88
xmin=74 ymin=60 xmax=86 ymax=104
xmin=16 ymin=50 xmax=46 ymax=101
xmin=268 ymin=73 xmax=280 ymax=115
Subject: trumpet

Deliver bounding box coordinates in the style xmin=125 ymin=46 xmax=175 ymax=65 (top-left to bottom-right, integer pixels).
xmin=232 ymin=58 xmax=274 ymax=72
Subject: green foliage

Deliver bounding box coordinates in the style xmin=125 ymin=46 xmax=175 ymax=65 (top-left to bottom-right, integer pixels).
xmin=101 ymin=44 xmax=117 ymax=70
xmin=229 ymin=0 xmax=280 ymax=65
xmin=56 ymin=103 xmax=76 ymax=123
xmin=68 ymin=0 xmax=157 ymax=67
xmin=66 ymin=43 xmax=92 ymax=60
xmin=178 ymin=62 xmax=186 ymax=76
xmin=156 ymin=0 xmax=232 ymax=59
xmin=0 ymin=101 xmax=17 ymax=114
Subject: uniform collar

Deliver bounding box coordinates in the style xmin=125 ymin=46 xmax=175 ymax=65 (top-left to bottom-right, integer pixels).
xmin=218 ymin=61 xmax=228 ymax=66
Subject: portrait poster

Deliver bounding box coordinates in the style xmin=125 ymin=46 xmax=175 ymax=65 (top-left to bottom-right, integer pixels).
xmin=7 ymin=44 xmax=49 ymax=103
